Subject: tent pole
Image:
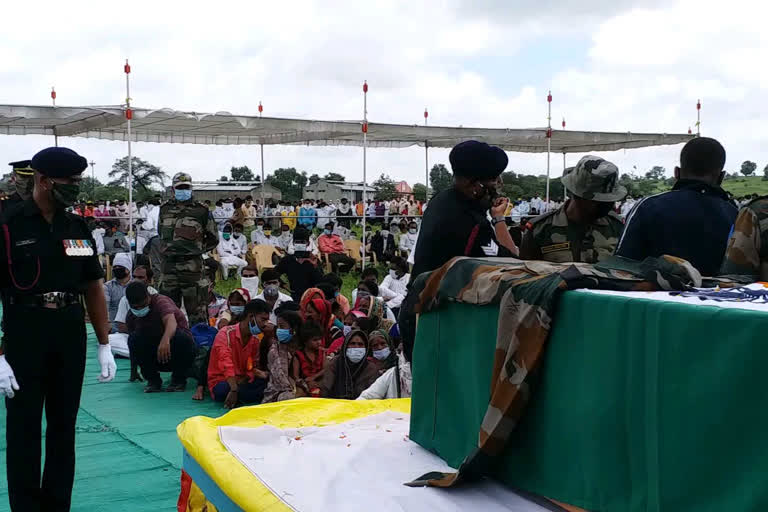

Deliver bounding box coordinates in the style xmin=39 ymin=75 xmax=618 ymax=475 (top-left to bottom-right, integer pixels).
xmin=696 ymin=99 xmax=701 ymax=136
xmin=362 ymin=81 xmax=368 ymax=270
xmin=424 ymin=108 xmax=429 ymax=202
xmin=545 ymin=90 xmax=552 ymax=212
xmin=563 ymin=152 xmax=567 ymax=201
xmin=258 ymin=102 xmax=265 ymax=208
xmin=125 ymin=59 xmax=134 ymax=258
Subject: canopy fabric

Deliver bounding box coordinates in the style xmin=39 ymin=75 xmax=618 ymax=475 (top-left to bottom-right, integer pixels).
xmin=0 ymin=104 xmax=693 ymax=153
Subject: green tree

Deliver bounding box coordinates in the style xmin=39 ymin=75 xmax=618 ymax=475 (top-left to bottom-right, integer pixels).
xmin=429 ymin=163 xmax=452 ymax=194
xmin=372 ymin=173 xmax=397 ymax=200
xmin=644 ymin=166 xmax=666 ymax=181
xmin=412 ymin=183 xmax=427 ymax=202
xmin=324 ymin=172 xmax=345 ymax=182
xmin=108 ymin=156 xmax=169 ymax=192
xmin=308 ymin=173 xmax=321 ymax=185
xmin=230 ymin=165 xmax=254 ymax=181
xmin=741 ymin=160 xmax=757 ymax=176
xmin=80 ymin=176 xmax=102 ymax=200
xmin=218 ymin=176 xmax=228 ymax=182
xmin=763 ymin=164 xmax=768 ymax=181
xmin=265 ymin=168 xmax=308 ymax=202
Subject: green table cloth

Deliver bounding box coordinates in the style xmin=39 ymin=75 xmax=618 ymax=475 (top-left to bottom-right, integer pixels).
xmin=411 ymin=290 xmax=768 ymax=511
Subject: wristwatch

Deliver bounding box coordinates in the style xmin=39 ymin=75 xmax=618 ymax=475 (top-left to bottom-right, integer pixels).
xmin=491 ymin=216 xmax=506 ymax=226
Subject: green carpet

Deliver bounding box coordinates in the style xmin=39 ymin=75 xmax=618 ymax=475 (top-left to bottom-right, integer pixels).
xmin=0 ymin=326 xmax=224 ymax=512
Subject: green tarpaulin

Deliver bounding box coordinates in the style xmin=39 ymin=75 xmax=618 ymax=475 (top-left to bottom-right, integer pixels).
xmin=411 ymin=291 xmax=768 ymax=511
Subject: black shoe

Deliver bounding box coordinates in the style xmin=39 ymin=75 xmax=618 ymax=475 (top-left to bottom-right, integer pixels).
xmin=144 ymin=381 xmax=163 ymax=393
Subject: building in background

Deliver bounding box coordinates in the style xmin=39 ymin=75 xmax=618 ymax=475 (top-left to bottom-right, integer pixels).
xmin=395 ymin=181 xmax=413 ymax=200
xmin=303 ymin=180 xmax=376 ymax=203
xmin=182 ymin=182 xmax=282 ymax=203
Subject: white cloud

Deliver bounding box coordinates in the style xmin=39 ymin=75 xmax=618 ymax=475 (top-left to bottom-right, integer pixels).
xmin=0 ymin=0 xmax=765 ymax=191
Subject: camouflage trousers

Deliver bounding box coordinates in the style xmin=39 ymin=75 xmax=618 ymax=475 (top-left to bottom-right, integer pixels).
xmin=158 ymin=257 xmax=210 ymax=326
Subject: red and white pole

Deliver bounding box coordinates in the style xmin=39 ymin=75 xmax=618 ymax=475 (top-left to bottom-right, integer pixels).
xmin=696 ymin=99 xmax=701 ymax=136
xmin=51 ymin=87 xmax=58 ymax=145
xmin=362 ymin=81 xmax=369 ymax=269
xmin=424 ymin=107 xmax=429 ymax=201
xmin=259 ymin=101 xmax=265 ymax=207
xmin=124 ymin=59 xmax=134 ymax=246
xmin=545 ymin=91 xmax=552 ymax=211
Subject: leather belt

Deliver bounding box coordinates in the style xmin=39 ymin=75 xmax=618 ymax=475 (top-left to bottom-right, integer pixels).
xmin=9 ymin=292 xmax=81 ymax=309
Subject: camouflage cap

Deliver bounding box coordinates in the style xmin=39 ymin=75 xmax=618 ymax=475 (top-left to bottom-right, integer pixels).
xmin=561 ymin=155 xmax=627 ymax=202
xmin=172 ymin=172 xmax=193 ymax=188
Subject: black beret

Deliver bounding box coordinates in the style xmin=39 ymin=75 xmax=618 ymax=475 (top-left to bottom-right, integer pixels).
xmin=31 ymin=147 xmax=88 ymax=178
xmin=8 ymin=160 xmax=33 ymax=173
xmin=449 ymin=140 xmax=508 ymax=180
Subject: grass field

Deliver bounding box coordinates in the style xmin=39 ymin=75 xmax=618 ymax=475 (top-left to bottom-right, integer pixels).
xmin=638 ymin=176 xmax=768 ymax=198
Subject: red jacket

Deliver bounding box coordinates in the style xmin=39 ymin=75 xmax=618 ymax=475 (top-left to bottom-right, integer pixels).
xmin=317 ymin=234 xmax=345 ymax=254
xmin=207 ymin=324 xmax=261 ymax=397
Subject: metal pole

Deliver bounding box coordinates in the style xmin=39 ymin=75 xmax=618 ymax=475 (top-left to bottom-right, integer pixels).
xmin=362 ymin=81 xmax=368 ymax=270
xmin=424 ymin=108 xmax=429 ymax=202
xmin=51 ymin=88 xmax=57 ymax=146
xmin=259 ymin=101 xmax=265 ymax=209
xmin=562 ymin=152 xmax=566 ymax=201
xmin=89 ymin=160 xmax=96 ymax=200
xmin=696 ymin=99 xmax=701 ymax=136
xmin=545 ymin=90 xmax=552 ymax=211
xmin=125 ymin=59 xmax=134 ymax=255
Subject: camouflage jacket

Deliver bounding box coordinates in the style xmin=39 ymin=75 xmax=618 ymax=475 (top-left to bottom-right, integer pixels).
xmin=158 ymin=199 xmax=218 ymax=258
xmin=519 ymin=203 xmax=624 ymax=264
xmin=720 ymin=197 xmax=768 ymax=281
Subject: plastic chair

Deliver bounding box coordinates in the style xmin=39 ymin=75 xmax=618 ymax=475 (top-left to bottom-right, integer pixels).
xmin=250 ymin=244 xmax=280 ymax=274
xmin=343 ymin=239 xmax=377 ymax=270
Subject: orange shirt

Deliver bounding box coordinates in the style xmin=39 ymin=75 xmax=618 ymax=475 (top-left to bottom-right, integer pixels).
xmin=207 ymin=324 xmax=260 ymax=397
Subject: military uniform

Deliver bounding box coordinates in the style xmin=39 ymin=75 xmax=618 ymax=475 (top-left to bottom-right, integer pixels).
xmin=0 ymin=147 xmax=116 ymax=511
xmin=156 ymin=173 xmax=218 ymax=325
xmin=520 ymin=155 xmax=627 ymax=264
xmin=720 ymin=196 xmax=768 ymax=281
xmin=0 ymin=160 xmax=35 ymax=214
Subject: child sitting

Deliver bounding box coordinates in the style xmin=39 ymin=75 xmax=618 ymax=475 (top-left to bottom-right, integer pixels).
xmin=291 ymin=321 xmax=326 ymax=397
xmin=262 ymin=308 xmax=303 ymax=403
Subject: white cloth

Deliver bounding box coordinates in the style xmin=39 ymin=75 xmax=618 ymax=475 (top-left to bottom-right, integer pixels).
xmin=108 ymin=332 xmax=130 ymax=358
xmin=233 ymin=233 xmax=248 ymax=254
xmin=575 ymin=285 xmax=768 ymax=313
xmin=276 ymin=232 xmax=293 ymax=251
xmin=239 ymin=277 xmax=260 ymax=301
xmin=357 ymin=355 xmax=411 ymax=400
xmin=219 ymin=411 xmax=547 ymax=512
xmin=254 ymin=291 xmax=292 ymax=324
xmin=218 ymin=236 xmax=244 ymax=258
xmin=92 ymin=228 xmax=105 ymax=256
xmin=220 ymin=256 xmax=247 ymax=279
xmin=399 ymin=232 xmax=418 ymax=253
xmin=112 ymin=252 xmax=133 ymax=272
xmin=115 ymin=286 xmax=158 ymax=324
xmin=0 ymin=355 xmax=19 ymax=398
xmin=252 ymin=232 xmax=279 ymax=247
xmin=213 ymin=207 xmax=228 ymax=230
xmin=379 ymin=273 xmax=409 ymax=309
xmin=97 ymin=343 xmax=117 ymax=383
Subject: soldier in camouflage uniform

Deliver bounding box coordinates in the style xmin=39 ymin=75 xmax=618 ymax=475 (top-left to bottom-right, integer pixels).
xmin=520 ymin=155 xmax=626 ymax=263
xmin=720 ymin=197 xmax=768 ymax=281
xmin=156 ymin=172 xmax=218 ymax=325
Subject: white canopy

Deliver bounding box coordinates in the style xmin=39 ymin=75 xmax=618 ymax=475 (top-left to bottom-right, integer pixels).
xmin=0 ymin=104 xmax=693 ymax=154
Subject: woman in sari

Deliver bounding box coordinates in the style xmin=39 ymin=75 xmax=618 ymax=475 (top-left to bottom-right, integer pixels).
xmin=319 ymin=330 xmax=380 ymax=400
xmin=358 ymin=329 xmax=412 ymax=399
xmin=354 ymin=293 xmax=396 ymax=332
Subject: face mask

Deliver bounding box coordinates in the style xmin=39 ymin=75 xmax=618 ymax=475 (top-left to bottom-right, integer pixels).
xmin=381 ymin=230 xmax=389 ymax=237
xmin=343 ymin=325 xmax=352 ymax=337
xmin=229 ymin=305 xmax=245 ymax=316
xmin=282 ymin=229 xmax=290 ymax=234
xmin=264 ymin=284 xmax=279 ymax=296
xmin=113 ymin=267 xmax=129 ymax=280
xmin=596 ymin=202 xmax=615 ymax=217
xmin=263 ymin=230 xmax=271 ymax=237
xmin=223 ymin=233 xmax=231 ymax=240
xmin=240 ymin=276 xmax=259 ymax=297
xmin=276 ymin=328 xmax=292 ymax=344
xmin=346 ymin=347 xmax=367 ymax=364
xmin=249 ymin=318 xmax=261 ymax=336
xmin=130 ymin=305 xmax=150 ymax=318
xmin=323 ymin=229 xmax=332 ymax=235
xmin=175 ymin=189 xmax=192 ymax=201
xmin=235 ymin=232 xmax=243 ymax=237
xmin=409 ymin=228 xmax=417 ymax=234
xmin=373 ymin=348 xmax=391 ymax=361
xmin=15 ymin=175 xmax=33 ymax=201
xmin=256 ymin=225 xmax=264 ymax=231
xmin=389 ymin=270 xmax=398 ymax=279
xmin=52 ymin=182 xmax=81 ymax=207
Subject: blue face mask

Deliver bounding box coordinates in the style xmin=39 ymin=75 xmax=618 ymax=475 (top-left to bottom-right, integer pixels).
xmin=346 ymin=347 xmax=367 ymax=363
xmin=323 ymin=229 xmax=332 ymax=236
xmin=175 ymin=188 xmax=192 ymax=201
xmin=249 ymin=318 xmax=261 ymax=336
xmin=343 ymin=325 xmax=352 ymax=337
xmin=373 ymin=348 xmax=391 ymax=361
xmin=229 ymin=305 xmax=245 ymax=316
xmin=276 ymin=328 xmax=292 ymax=344
xmin=130 ymin=305 xmax=150 ymax=318
xmin=223 ymin=233 xmax=231 ymax=240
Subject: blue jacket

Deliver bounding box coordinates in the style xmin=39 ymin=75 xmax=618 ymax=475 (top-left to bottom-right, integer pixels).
xmin=298 ymin=207 xmax=316 ymax=227
xmin=614 ymin=180 xmax=737 ymax=276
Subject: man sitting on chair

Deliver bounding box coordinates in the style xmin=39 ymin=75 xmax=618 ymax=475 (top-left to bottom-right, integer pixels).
xmin=217 ymin=223 xmax=248 ymax=280
xmin=317 ymin=222 xmax=355 ymax=273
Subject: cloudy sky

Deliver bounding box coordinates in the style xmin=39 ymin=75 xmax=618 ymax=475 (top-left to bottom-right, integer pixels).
xmin=0 ymin=0 xmax=763 ymax=187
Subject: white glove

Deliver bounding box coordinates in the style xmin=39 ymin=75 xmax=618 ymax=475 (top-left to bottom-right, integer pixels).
xmin=97 ymin=343 xmax=117 ymax=383
xmin=0 ymin=355 xmax=19 ymax=398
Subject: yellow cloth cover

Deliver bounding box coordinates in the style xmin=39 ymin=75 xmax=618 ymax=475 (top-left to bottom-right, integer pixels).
xmin=177 ymin=398 xmax=410 ymax=511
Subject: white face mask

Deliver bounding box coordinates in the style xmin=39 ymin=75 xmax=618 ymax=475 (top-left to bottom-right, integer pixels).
xmin=389 ymin=269 xmax=398 ymax=279
xmin=240 ymin=276 xmax=260 ymax=298
xmin=381 ymin=230 xmax=389 ymax=237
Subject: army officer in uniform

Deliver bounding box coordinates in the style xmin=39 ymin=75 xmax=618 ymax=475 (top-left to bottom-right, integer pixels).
xmin=0 ymin=147 xmax=117 ymax=511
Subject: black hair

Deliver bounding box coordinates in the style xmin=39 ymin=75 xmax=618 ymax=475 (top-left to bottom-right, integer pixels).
xmin=125 ymin=281 xmax=149 ymax=306
xmin=216 ymin=200 xmax=223 ymax=206
xmin=390 ymin=256 xmax=408 ymax=273
xmin=275 ymin=301 xmax=300 ymax=314
xmin=680 ymin=137 xmax=726 ymax=177
xmin=261 ymin=268 xmax=281 ymax=282
xmin=293 ymin=226 xmax=310 ymax=243
xmin=361 ymin=267 xmax=378 ymax=280
xmin=234 ymin=223 xmax=244 ymax=230
xmin=256 ymin=218 xmax=265 ymax=224
xmin=233 ymin=198 xmax=243 ymax=208
xmin=277 ymin=309 xmax=303 ymax=331
xmin=299 ymin=321 xmax=324 ymax=346
xmin=358 ymin=281 xmax=379 ymax=297
xmin=325 ymin=222 xmax=335 ymax=229
xmin=245 ymin=195 xmax=253 ymax=201
xmin=245 ymin=299 xmax=272 ymax=316
xmin=321 ymin=273 xmax=343 ymax=289
xmin=222 ymin=223 xmax=233 ymax=233
xmin=331 ymin=300 xmax=342 ymax=317
xmin=133 ymin=265 xmax=154 ymax=280
xmin=353 ymin=316 xmax=379 ymax=335
xmin=317 ymin=282 xmax=336 ymax=301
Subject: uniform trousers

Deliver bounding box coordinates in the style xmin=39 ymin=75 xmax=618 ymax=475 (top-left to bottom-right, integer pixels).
xmin=4 ymin=303 xmax=87 ymax=512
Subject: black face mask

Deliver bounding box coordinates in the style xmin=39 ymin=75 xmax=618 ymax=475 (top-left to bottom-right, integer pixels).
xmin=595 ymin=202 xmax=615 ymax=218
xmin=113 ymin=267 xmax=129 ymax=280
